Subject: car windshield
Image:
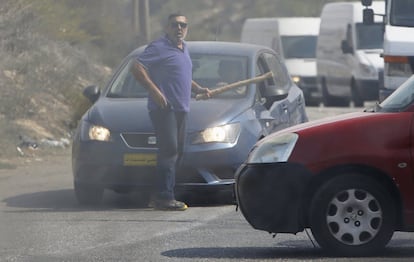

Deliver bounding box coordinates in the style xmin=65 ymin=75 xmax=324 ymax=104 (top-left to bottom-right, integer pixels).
xmin=106 ymin=59 xmax=147 ymax=98
xmin=191 ymin=54 xmax=249 ymax=98
xmin=355 ymin=23 xmax=384 ymax=49
xmin=106 ymin=54 xmax=249 ymax=99
xmin=390 ymin=0 xmax=414 ymax=27
xmin=281 ymin=35 xmax=317 ymax=59
xmin=379 ymin=75 xmax=414 ymax=112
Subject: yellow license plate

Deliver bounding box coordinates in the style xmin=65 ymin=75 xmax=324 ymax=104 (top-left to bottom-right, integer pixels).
xmin=123 ymin=153 xmax=157 ymax=166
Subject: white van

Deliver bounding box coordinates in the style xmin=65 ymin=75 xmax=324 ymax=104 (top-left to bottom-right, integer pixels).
xmin=317 ymin=1 xmax=385 ymax=107
xmin=362 ymin=0 xmax=414 ymax=101
xmin=241 ymin=17 xmax=321 ymax=106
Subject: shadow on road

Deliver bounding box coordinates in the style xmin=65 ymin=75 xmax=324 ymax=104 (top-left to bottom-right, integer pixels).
xmin=2 ymin=189 xmax=232 ymax=211
xmin=162 ymin=244 xmax=414 ymax=259
xmin=162 ymin=245 xmax=323 ymax=259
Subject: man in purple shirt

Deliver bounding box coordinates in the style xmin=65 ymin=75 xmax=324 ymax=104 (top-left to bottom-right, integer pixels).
xmin=131 ymin=13 xmax=210 ymax=211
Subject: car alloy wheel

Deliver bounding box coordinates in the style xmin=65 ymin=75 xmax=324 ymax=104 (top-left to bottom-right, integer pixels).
xmin=326 ymin=188 xmax=380 ymax=245
xmin=310 ymin=174 xmax=395 ymax=256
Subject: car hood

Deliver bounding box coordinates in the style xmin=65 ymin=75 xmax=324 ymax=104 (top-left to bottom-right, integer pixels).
xmin=260 ymin=110 xmax=412 ymax=169
xmin=265 ymin=110 xmax=411 ymax=153
xmin=275 ymin=111 xmax=376 ymax=134
xmin=356 ymin=49 xmax=384 ymax=70
xmin=86 ymin=97 xmax=252 ymax=133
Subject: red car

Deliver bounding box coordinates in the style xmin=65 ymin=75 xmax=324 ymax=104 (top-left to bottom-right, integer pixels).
xmin=235 ymin=75 xmax=414 ymax=256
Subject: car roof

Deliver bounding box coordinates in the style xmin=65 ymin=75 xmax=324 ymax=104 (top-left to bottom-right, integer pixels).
xmin=129 ymin=41 xmax=275 ymax=58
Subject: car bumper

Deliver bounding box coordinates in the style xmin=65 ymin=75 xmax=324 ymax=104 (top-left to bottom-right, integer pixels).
xmin=72 ymin=140 xmax=246 ymax=193
xmin=235 ymin=162 xmax=312 ymax=234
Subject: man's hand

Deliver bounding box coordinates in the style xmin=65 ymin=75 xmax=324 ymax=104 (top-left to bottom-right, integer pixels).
xmin=131 ymin=61 xmax=168 ymax=109
xmin=150 ymin=89 xmax=168 ymax=108
xmin=199 ymin=87 xmax=212 ymax=99
xmin=192 ymin=80 xmax=212 ymax=100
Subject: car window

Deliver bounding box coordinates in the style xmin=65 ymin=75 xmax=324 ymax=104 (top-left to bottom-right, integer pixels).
xmin=191 ymin=54 xmax=248 ymax=98
xmin=281 ymin=35 xmax=317 ymax=59
xmin=355 ymin=23 xmax=383 ymax=49
xmin=390 ymin=0 xmax=414 ymax=27
xmin=107 ymin=59 xmax=148 ymax=98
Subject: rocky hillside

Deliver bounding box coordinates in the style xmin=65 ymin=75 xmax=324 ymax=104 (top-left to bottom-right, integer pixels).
xmin=0 ymin=0 xmax=351 ymax=163
xmin=0 ymin=1 xmax=111 ymax=160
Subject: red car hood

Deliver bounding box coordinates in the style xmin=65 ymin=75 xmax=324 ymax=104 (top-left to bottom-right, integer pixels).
xmin=269 ymin=111 xmax=414 ymax=172
xmin=282 ymin=111 xmax=370 ymax=133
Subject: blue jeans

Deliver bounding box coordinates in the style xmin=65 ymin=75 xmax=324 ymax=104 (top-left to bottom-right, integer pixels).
xmin=149 ymin=108 xmax=187 ymax=200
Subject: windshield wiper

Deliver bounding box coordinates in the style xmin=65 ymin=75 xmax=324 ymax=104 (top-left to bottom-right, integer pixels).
xmin=363 ymin=102 xmax=381 ymax=112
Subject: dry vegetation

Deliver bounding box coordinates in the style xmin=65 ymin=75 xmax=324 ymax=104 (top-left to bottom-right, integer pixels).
xmin=0 ymin=1 xmax=111 ymax=161
xmin=0 ymin=0 xmax=353 ymax=165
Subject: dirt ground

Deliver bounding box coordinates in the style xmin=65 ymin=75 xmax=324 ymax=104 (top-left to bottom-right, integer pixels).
xmin=0 ymin=146 xmax=71 ymax=170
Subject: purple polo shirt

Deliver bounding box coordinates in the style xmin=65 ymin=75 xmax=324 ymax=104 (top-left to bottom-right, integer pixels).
xmin=136 ymin=35 xmax=193 ymax=112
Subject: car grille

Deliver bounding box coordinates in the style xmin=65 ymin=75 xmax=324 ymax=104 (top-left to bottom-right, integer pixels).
xmin=120 ymin=133 xmax=157 ymax=149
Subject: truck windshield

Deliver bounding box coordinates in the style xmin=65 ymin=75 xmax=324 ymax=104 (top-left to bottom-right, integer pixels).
xmin=355 ymin=23 xmax=384 ymax=49
xmin=281 ymin=36 xmax=317 ymax=59
xmin=390 ymin=0 xmax=414 ymax=27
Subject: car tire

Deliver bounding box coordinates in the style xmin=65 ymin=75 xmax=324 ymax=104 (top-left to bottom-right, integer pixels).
xmin=351 ymin=80 xmax=364 ymax=107
xmin=74 ymin=182 xmax=104 ymax=206
xmin=310 ymin=174 xmax=395 ymax=256
xmin=321 ymin=78 xmax=350 ymax=107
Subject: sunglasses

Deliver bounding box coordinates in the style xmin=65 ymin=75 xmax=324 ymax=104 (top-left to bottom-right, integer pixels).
xmin=170 ymin=22 xmax=188 ymax=29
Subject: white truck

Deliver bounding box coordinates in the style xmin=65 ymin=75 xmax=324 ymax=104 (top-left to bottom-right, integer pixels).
xmin=241 ymin=17 xmax=321 ymax=106
xmin=316 ymin=1 xmax=385 ymax=107
xmin=362 ymin=0 xmax=414 ymax=101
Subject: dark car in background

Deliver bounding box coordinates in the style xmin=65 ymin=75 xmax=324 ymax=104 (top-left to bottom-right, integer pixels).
xmin=235 ymin=74 xmax=414 ymax=256
xmin=72 ymin=41 xmax=308 ymax=205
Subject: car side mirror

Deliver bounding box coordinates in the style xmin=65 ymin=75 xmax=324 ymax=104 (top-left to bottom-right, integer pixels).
xmin=361 ymin=0 xmax=372 ymax=6
xmin=83 ymin=85 xmax=101 ymax=104
xmin=363 ymin=8 xmax=374 ymax=25
xmin=262 ymin=84 xmax=289 ymax=101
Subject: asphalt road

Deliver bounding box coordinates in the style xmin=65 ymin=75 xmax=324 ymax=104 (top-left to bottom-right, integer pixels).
xmin=2 ymin=105 xmax=414 ymax=261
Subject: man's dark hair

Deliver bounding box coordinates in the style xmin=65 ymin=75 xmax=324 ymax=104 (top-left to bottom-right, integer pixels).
xmin=168 ymin=13 xmax=184 ymax=21
xmin=165 ymin=13 xmax=185 ymax=25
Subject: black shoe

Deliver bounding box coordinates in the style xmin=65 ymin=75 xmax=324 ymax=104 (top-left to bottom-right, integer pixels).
xmin=154 ymin=199 xmax=188 ymax=211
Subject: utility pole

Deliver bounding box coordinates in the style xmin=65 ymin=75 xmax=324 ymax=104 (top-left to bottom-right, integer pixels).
xmin=133 ymin=0 xmax=150 ymax=43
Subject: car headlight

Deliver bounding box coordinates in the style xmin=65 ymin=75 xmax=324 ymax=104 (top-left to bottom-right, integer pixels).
xmin=88 ymin=125 xmax=111 ymax=141
xmin=292 ymin=75 xmax=301 ymax=84
xmin=192 ymin=123 xmax=240 ymax=144
xmin=247 ymin=133 xmax=298 ymax=164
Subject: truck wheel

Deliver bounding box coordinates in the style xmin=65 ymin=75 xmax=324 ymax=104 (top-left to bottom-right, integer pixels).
xmin=310 ymin=174 xmax=395 ymax=256
xmin=351 ymin=81 xmax=364 ymax=107
xmin=321 ymin=78 xmax=336 ymax=107
xmin=321 ymin=78 xmax=350 ymax=107
xmin=74 ymin=182 xmax=104 ymax=205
